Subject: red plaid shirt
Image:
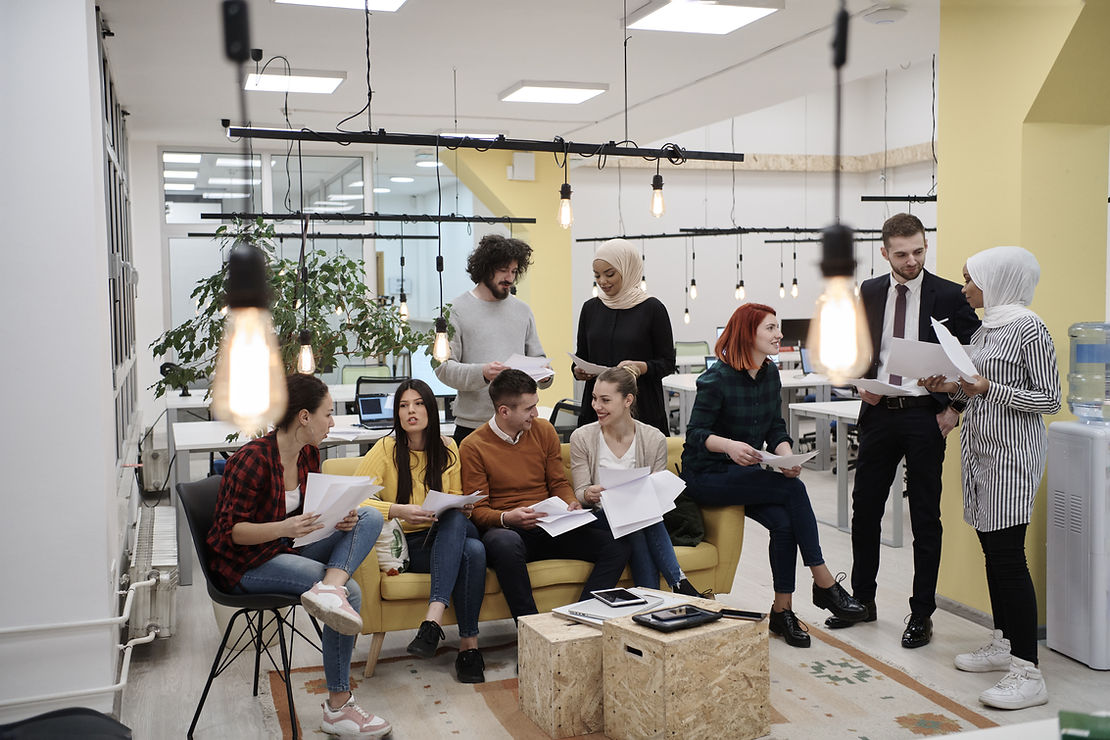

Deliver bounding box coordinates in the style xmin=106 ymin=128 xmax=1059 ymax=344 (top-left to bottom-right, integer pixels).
xmin=206 ymin=433 xmax=320 ymax=590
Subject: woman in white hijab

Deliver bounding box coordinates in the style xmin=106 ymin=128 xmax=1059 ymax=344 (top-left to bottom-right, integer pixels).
xmin=922 ymin=246 xmax=1060 ymax=711
xmin=572 ymin=239 xmax=676 ymax=434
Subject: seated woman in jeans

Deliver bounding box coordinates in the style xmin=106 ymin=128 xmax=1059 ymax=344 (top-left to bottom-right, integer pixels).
xmin=207 ymin=374 xmax=390 ymax=738
xmin=680 ymin=303 xmax=866 ymax=648
xmin=569 ymin=366 xmax=702 ymax=597
xmin=355 ymin=379 xmax=486 ymax=683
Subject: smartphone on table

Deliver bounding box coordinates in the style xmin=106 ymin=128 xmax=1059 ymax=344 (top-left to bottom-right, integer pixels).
xmin=591 ymin=588 xmax=648 ymax=607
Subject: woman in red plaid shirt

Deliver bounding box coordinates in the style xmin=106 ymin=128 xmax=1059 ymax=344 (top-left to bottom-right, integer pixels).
xmin=208 ymin=374 xmax=391 ymax=738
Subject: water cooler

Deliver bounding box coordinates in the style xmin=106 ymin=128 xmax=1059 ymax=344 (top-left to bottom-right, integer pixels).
xmin=1045 ymin=323 xmax=1110 ymax=669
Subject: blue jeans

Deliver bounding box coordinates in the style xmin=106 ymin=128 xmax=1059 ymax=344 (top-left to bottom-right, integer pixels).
xmin=594 ymin=512 xmax=683 ymax=588
xmin=237 ymin=507 xmax=382 ymax=692
xmin=404 ymin=509 xmax=486 ymax=638
xmin=683 ymin=465 xmax=824 ymax=594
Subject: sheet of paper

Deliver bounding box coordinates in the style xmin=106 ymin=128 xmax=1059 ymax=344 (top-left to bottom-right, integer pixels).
xmin=504 ymin=353 xmax=555 ymax=381
xmin=325 ymin=426 xmax=363 ymax=441
xmin=567 ymin=352 xmax=611 ymax=376
xmin=931 ymin=317 xmax=978 ymax=383
xmin=536 ymin=510 xmax=596 ymax=536
xmin=846 ymin=378 xmax=914 ymax=397
xmin=421 ymin=489 xmax=487 ymax=517
xmin=294 ymin=473 xmax=383 ymax=547
xmin=597 ymin=469 xmax=687 ymax=539
xmin=759 ymin=450 xmax=820 ymax=470
xmin=886 ymin=337 xmax=972 ymax=383
xmin=598 ymin=466 xmax=651 ymax=490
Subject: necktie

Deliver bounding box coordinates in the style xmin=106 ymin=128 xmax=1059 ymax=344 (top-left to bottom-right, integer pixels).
xmin=889 ymin=283 xmax=909 ymax=386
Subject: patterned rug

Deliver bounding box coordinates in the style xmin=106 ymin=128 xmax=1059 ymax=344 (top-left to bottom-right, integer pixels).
xmin=261 ymin=624 xmax=998 ymax=739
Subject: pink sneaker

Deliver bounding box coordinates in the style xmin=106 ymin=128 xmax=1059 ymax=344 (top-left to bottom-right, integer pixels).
xmin=301 ymin=582 xmax=363 ymax=636
xmin=321 ymin=696 xmax=391 ymax=737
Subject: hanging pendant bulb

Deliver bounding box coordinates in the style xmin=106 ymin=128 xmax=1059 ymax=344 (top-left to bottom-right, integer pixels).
xmin=640 ymin=275 xmax=647 ymax=292
xmin=432 ymin=316 xmax=451 ymax=362
xmin=808 ymin=226 xmax=872 ymax=383
xmin=779 ymin=282 xmax=786 ymax=299
xmin=557 ymin=182 xmax=573 ymax=229
xmin=683 ymin=307 xmax=691 ymax=325
xmin=398 ymin=292 xmax=409 ymax=322
xmin=689 ymin=279 xmax=698 ymax=301
xmin=296 ymin=329 xmax=316 ymax=374
xmin=592 ymin=282 xmax=599 ymax=298
xmin=735 ymin=281 xmax=745 ymax=301
xmin=211 ymin=242 xmax=287 ymax=433
xmin=791 ymin=278 xmax=799 ymax=298
xmin=650 ymin=173 xmax=665 ymax=218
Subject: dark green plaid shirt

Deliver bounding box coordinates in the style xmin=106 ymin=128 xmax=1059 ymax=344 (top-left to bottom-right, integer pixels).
xmin=680 ymin=359 xmax=791 ymax=474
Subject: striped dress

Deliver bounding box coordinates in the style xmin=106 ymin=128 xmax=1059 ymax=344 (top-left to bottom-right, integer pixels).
xmin=956 ymin=314 xmax=1061 ymax=532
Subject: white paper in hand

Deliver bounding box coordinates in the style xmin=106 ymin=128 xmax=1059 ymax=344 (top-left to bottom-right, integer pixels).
xmin=567 ymin=352 xmax=611 ymax=377
xmin=504 ymin=353 xmax=555 ymax=381
xmin=421 ymin=490 xmax=486 ymax=517
xmin=931 ymin=317 xmax=978 ymax=383
xmin=597 ymin=469 xmax=687 ymax=538
xmin=293 ymin=473 xmax=383 ymax=547
xmin=847 ymin=378 xmax=914 ymax=397
xmin=759 ymin=450 xmax=820 ymax=470
xmin=530 ymin=496 xmax=596 ymax=536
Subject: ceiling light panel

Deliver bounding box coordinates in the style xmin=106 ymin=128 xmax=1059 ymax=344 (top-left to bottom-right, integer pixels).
xmin=245 ymin=70 xmax=345 ymax=94
xmin=163 ymin=170 xmax=198 ymax=179
xmin=203 ymin=192 xmax=250 ymax=199
xmin=163 ymin=152 xmax=201 ymax=164
xmin=208 ymin=177 xmax=261 ymax=186
xmin=373 ymin=187 xmax=391 ymax=193
xmin=328 ymin=194 xmax=364 ymax=200
xmin=627 ymin=0 xmax=783 ymax=35
xmin=163 ymin=183 xmax=195 ymax=191
xmin=215 ymin=157 xmax=262 ymax=168
xmin=274 ymin=0 xmax=408 ymax=10
xmin=390 ymin=176 xmax=415 ymax=183
xmin=499 ymin=81 xmax=608 ymax=104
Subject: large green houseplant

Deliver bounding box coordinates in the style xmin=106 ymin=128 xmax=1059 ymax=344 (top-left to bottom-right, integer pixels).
xmin=151 ymin=218 xmax=440 ymax=399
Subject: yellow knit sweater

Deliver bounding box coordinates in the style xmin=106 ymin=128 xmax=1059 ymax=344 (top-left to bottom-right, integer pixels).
xmin=354 ymin=435 xmax=462 ymax=533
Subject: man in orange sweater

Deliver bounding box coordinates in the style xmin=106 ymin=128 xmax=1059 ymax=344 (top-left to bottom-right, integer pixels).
xmin=461 ymin=369 xmax=631 ymax=618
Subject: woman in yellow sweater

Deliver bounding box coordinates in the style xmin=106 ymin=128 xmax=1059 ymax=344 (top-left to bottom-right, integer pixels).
xmin=355 ymin=379 xmax=486 ymax=684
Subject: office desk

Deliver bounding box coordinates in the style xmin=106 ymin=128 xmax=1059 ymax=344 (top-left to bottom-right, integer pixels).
xmin=662 ymin=372 xmax=832 ymax=437
xmin=787 ymin=400 xmax=903 ymax=548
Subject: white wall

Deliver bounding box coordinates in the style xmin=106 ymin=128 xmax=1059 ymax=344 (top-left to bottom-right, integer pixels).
xmin=0 ymin=0 xmax=119 ymax=718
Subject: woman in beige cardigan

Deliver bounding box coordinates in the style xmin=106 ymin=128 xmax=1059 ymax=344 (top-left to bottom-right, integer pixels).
xmin=569 ymin=367 xmax=701 ymax=596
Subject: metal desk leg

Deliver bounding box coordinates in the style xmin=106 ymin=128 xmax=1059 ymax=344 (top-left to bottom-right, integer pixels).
xmin=836 ymin=415 xmax=850 ymax=532
xmin=168 ymin=421 xmax=193 ymax=586
xmin=677 ymin=389 xmax=692 ymax=437
xmin=881 ymin=460 xmax=905 ymax=548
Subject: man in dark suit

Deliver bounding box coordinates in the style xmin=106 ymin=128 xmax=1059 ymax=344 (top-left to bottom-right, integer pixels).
xmin=826 ymin=213 xmax=980 ymax=648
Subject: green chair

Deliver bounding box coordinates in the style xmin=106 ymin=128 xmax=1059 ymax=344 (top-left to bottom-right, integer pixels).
xmin=340 ymin=364 xmax=390 ymax=384
xmin=674 ymin=340 xmax=710 ymax=375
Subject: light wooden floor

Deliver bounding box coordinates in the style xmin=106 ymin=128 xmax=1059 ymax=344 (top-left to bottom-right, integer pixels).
xmin=119 ymin=461 xmax=1110 ymax=738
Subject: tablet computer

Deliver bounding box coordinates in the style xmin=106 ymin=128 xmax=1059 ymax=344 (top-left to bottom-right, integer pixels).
xmin=632 ymin=605 xmax=722 ymax=633
xmin=591 ymin=588 xmax=648 ymax=608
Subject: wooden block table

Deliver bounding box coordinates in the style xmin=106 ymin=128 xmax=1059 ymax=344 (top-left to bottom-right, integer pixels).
xmin=518 ymin=612 xmax=604 ymax=738
xmin=602 ymin=609 xmax=769 ymax=740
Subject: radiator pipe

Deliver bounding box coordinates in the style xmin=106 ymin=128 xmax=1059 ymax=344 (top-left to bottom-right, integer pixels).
xmin=0 ymin=577 xmax=156 ymax=637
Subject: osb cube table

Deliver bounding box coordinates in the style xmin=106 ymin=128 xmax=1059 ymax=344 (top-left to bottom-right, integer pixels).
xmin=602 ymin=608 xmax=769 ymax=740
xmin=518 ymin=612 xmax=604 ymax=738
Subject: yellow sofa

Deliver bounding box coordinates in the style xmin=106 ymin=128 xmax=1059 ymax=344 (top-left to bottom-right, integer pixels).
xmin=322 ymin=436 xmax=745 ymax=677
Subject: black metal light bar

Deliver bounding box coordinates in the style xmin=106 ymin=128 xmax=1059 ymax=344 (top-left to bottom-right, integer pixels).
xmin=576 ymin=232 xmax=705 ymax=243
xmin=188 ymin=231 xmax=437 ymax=240
xmin=860 ymin=195 xmax=937 ymax=203
xmin=200 ymin=212 xmax=536 ymax=224
xmin=228 ymin=126 xmax=746 ymax=164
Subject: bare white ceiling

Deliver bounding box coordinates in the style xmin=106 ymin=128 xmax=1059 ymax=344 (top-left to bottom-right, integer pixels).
xmin=99 ymin=0 xmax=938 ymax=183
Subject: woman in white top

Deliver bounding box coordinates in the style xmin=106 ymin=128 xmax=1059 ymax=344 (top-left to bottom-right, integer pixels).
xmin=922 ymin=246 xmax=1060 ymax=711
xmin=569 ymin=367 xmax=701 ymax=596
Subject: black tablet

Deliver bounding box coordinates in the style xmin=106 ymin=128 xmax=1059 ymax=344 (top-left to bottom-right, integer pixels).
xmin=632 ymin=605 xmax=723 ymax=632
xmin=591 ymin=588 xmax=648 ymax=608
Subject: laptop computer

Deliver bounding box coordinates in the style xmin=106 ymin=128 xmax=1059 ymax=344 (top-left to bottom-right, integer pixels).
xmin=799 ymin=347 xmax=814 ymax=375
xmin=355 ymin=394 xmax=394 ymax=430
xmin=703 ymin=355 xmax=718 ymax=372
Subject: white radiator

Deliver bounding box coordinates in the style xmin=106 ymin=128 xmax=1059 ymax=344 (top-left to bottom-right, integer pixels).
xmin=128 ymin=506 xmax=179 ymax=639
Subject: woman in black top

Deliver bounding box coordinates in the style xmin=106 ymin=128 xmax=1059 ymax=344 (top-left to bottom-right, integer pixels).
xmin=572 ymin=238 xmax=676 ymax=435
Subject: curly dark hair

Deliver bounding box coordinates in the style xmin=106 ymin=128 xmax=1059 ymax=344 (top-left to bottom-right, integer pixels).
xmin=466 ymin=234 xmax=533 ymax=284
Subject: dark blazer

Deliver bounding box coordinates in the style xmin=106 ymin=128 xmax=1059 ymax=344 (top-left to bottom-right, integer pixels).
xmin=859 ymin=269 xmax=981 ymax=417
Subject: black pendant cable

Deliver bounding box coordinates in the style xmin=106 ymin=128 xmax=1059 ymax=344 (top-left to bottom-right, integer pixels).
xmin=432 ymin=136 xmax=450 ymax=361
xmin=779 ymin=243 xmax=786 ymax=299
xmin=683 ymin=238 xmax=691 ymax=325
xmin=639 ymin=239 xmax=647 ymax=292
xmin=296 ymin=213 xmax=315 ymax=373
xmin=397 ymin=222 xmax=408 ymax=322
xmin=731 ymin=116 xmax=743 ymax=300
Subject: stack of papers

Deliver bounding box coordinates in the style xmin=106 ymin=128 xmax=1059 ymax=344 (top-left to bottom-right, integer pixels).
xmin=567 ymin=352 xmax=611 ymax=376
xmin=597 ymin=467 xmax=686 ymax=538
xmin=325 ymin=426 xmax=363 ymax=441
xmin=759 ymin=450 xmax=819 ymax=470
xmin=505 ymin=353 xmax=555 ymax=382
xmin=531 ymin=497 xmax=596 ymax=536
xmin=293 ymin=473 xmax=383 ymax=547
xmin=847 ymin=378 xmax=915 ymax=397
xmin=421 ymin=489 xmax=486 ymax=516
xmin=886 ymin=320 xmax=977 ymax=384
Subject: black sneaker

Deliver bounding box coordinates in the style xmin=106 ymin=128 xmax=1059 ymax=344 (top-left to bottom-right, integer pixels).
xmin=672 ymin=578 xmax=701 ymax=598
xmin=768 ymin=607 xmax=810 ymax=648
xmin=407 ymin=620 xmax=445 ymax=658
xmin=812 ymin=573 xmax=867 ymax=623
xmin=455 ymin=648 xmax=485 ymax=684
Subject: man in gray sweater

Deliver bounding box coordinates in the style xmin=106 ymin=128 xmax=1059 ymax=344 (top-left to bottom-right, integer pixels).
xmin=435 ymin=234 xmax=553 ymax=443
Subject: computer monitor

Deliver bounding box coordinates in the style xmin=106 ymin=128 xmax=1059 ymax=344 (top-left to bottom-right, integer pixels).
xmin=704 ymin=355 xmax=718 ymax=372
xmin=715 ymin=326 xmax=725 ymax=340
xmin=799 ymin=347 xmax=815 ymax=375
xmin=409 ymin=346 xmax=457 ymax=398
xmin=779 ymin=318 xmax=811 ymax=349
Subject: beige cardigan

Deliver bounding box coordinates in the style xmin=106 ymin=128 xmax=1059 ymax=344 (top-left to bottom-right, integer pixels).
xmin=568 ymin=420 xmax=669 ymax=506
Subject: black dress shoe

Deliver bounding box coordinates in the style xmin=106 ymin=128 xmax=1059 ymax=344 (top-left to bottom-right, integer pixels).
xmin=407 ymin=620 xmax=445 ymax=658
xmin=455 ymin=648 xmax=485 ymax=684
xmin=901 ymin=614 xmax=933 ymax=649
xmin=768 ymin=607 xmax=811 ymax=648
xmin=825 ymin=600 xmax=876 ymax=629
xmin=812 ymin=575 xmax=868 ymax=622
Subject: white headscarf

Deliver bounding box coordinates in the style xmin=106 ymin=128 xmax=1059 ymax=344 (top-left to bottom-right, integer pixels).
xmin=965 ymin=246 xmax=1040 ymax=328
xmin=593 ymin=238 xmax=650 ymax=310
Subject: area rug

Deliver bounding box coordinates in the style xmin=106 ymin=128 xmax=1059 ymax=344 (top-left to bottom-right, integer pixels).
xmin=261 ymin=625 xmax=998 ymax=739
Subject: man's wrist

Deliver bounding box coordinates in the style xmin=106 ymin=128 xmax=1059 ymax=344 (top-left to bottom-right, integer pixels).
xmin=500 ymin=511 xmax=508 ymax=527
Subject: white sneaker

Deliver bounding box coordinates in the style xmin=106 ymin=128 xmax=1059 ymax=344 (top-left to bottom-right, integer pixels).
xmin=955 ymin=629 xmax=1012 ymax=672
xmin=321 ymin=696 xmax=391 ymax=737
xmin=301 ymin=582 xmax=363 ymax=636
xmin=978 ymin=656 xmax=1048 ymax=710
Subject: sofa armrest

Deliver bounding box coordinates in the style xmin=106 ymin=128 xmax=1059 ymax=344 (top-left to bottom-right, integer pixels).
xmin=700 ymin=505 xmax=745 ymax=595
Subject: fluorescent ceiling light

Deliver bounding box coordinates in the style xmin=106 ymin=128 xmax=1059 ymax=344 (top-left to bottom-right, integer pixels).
xmin=245 ymin=69 xmax=345 ymax=94
xmin=627 ymin=0 xmax=782 ymax=35
xmin=350 ymin=180 xmax=364 ymax=188
xmin=274 ymin=0 xmax=408 ymax=11
xmin=390 ymin=176 xmax=415 ymax=183
xmin=208 ymin=177 xmax=261 ymax=186
xmin=203 ymin=192 xmax=250 ymax=199
xmin=163 ymin=152 xmax=201 ymax=164
xmin=328 ymin=194 xmax=364 ymax=201
xmin=436 ymin=131 xmax=500 ymax=140
xmin=499 ymin=81 xmax=608 ymax=104
xmin=373 ymin=187 xmax=391 ymax=193
xmin=163 ymin=170 xmax=198 ymax=179
xmin=215 ymin=157 xmax=262 ymax=168
xmin=163 ymin=183 xmax=195 ymax=191
xmin=415 ymin=160 xmax=443 ymax=168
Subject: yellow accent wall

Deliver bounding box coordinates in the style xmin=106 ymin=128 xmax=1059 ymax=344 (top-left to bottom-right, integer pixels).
xmin=445 ymin=150 xmax=575 ymax=406
xmin=937 ymin=0 xmax=1109 ymax=619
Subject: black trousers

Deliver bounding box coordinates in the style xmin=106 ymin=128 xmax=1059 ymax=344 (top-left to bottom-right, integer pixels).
xmin=850 ymin=404 xmax=946 ymax=616
xmin=978 ymin=524 xmax=1037 ymax=664
xmin=481 ymin=518 xmax=632 ymax=619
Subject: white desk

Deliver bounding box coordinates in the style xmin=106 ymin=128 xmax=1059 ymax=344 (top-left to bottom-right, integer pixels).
xmin=662 ymin=372 xmax=832 ymax=437
xmin=787 ymin=400 xmax=904 ymax=548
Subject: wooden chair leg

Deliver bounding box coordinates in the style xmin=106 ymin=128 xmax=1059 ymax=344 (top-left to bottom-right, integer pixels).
xmin=363 ymin=632 xmax=386 ymax=678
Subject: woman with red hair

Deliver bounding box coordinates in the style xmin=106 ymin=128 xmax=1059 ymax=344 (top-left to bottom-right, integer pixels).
xmin=681 ymin=303 xmax=866 ymax=648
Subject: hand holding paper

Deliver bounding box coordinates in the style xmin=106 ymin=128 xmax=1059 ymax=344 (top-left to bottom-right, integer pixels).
xmin=568 ymin=352 xmax=611 ymax=377
xmin=930 ymin=317 xmax=978 ymax=383
xmin=505 ymin=353 xmax=555 ymax=382
xmin=293 ymin=473 xmax=383 ymax=547
xmin=530 ymin=496 xmax=596 ymax=536
xmin=421 ymin=490 xmax=487 ymax=517
xmin=759 ymin=450 xmax=819 ymax=470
